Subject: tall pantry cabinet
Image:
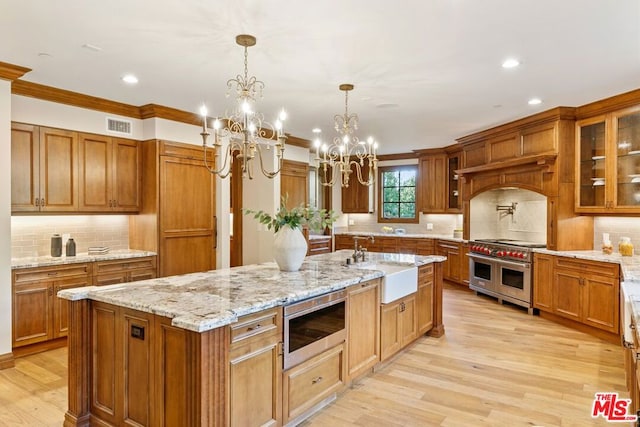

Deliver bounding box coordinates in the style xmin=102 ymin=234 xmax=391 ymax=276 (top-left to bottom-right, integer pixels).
xmin=129 ymin=140 xmax=216 ymax=277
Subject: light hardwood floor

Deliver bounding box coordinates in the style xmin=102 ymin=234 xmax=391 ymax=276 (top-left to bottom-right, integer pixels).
xmin=0 ymin=285 xmax=627 ymax=426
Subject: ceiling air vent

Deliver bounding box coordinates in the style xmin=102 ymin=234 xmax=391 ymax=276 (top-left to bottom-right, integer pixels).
xmin=106 ymin=117 xmax=132 ymax=135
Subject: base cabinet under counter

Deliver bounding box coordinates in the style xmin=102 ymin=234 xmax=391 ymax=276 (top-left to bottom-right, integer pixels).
xmin=533 ymin=253 xmax=620 ymax=338
xmin=12 ymin=263 xmax=92 ymax=349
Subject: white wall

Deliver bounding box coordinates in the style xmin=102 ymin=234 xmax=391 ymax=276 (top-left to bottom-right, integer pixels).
xmin=1 ymin=81 xmax=12 ymax=356
xmin=12 ymin=95 xmax=145 ymax=139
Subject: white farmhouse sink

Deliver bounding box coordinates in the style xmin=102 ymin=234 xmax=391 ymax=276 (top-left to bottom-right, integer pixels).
xmin=351 ymin=263 xmax=418 ymax=303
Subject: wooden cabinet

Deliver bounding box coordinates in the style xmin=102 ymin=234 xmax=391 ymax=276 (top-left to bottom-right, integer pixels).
xmin=129 ymin=141 xmax=216 ymax=277
xmin=554 ymin=257 xmax=619 ymax=333
xmin=341 ymin=162 xmax=372 ymax=213
xmin=12 ymin=263 xmax=91 ymax=348
xmin=436 ymin=239 xmax=464 ymax=284
xmin=307 ymin=236 xmax=332 ymax=256
xmin=576 ymin=106 xmax=640 ymax=213
xmin=93 ymin=256 xmax=157 ymax=286
xmin=283 ymin=343 xmax=346 ymax=425
xmin=229 ymin=308 xmax=282 ymax=427
xmin=347 ymin=279 xmax=380 ymax=380
xmin=533 ymin=253 xmax=554 ymax=311
xmin=78 ymin=133 xmax=140 ymax=212
xmin=335 ymin=234 xmax=436 ymax=256
xmin=533 ymin=254 xmax=620 ymax=335
xmin=380 ymin=294 xmax=416 ymax=361
xmin=419 ymin=153 xmax=447 ymax=213
xmin=11 ymin=124 xmax=78 ymax=213
xmin=416 ymin=264 xmax=434 ymax=335
xmin=281 ymin=160 xmax=308 ymax=208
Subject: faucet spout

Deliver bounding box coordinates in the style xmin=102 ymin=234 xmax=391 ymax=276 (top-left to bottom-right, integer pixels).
xmin=352 ymin=235 xmax=374 ymax=263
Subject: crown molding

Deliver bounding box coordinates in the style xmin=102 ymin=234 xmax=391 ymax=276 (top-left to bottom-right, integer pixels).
xmin=139 ymin=103 xmax=200 ymax=125
xmin=0 ymin=61 xmax=31 ymax=81
xmin=377 ymin=152 xmax=419 ymax=161
xmin=12 ymin=80 xmax=142 ymax=118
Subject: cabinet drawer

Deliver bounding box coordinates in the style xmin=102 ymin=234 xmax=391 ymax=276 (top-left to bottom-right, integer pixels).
xmin=284 ymin=343 xmax=345 ymax=422
xmin=554 ymin=257 xmax=619 ymax=278
xmin=94 ymin=256 xmax=157 ymax=275
xmin=13 ymin=263 xmax=92 ymax=284
xmin=230 ymin=308 xmax=281 ymax=344
xmin=418 ymin=264 xmax=434 ymax=280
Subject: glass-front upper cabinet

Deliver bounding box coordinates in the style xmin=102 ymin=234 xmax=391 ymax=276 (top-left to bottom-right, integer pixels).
xmin=447 ymin=153 xmax=461 ymax=212
xmin=576 ymin=106 xmax=640 ymax=213
xmin=614 ymin=108 xmax=640 ymax=209
xmin=576 ymin=117 xmax=606 ymax=210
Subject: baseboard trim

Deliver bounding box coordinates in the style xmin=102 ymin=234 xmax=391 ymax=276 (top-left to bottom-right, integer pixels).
xmin=12 ymin=337 xmax=67 ymax=359
xmin=0 ymin=351 xmax=15 ymax=370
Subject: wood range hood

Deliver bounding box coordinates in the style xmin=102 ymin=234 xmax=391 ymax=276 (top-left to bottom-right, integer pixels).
xmin=454 ymin=106 xmax=595 ymax=251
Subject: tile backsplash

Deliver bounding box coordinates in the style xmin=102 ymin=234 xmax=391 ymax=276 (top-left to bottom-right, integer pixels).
xmin=11 ymin=215 xmax=130 ymax=258
xmin=341 ymin=213 xmax=462 ymax=235
xmin=594 ymin=217 xmax=640 ymax=253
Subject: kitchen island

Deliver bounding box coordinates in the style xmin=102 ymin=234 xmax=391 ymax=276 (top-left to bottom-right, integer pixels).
xmin=58 ymin=250 xmax=445 ymax=426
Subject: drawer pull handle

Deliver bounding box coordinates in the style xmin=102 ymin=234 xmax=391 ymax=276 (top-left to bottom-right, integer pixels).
xmin=312 ymin=376 xmax=323 ymax=384
xmin=247 ymin=324 xmax=261 ymax=332
xmin=47 ymin=272 xmax=58 ymax=276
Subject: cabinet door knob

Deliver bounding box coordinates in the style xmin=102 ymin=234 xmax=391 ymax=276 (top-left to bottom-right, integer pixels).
xmin=40 ymin=198 xmax=45 ymax=207
xmin=35 ymin=198 xmax=39 ymax=207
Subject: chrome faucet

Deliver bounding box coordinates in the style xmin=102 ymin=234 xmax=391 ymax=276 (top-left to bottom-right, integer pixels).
xmin=352 ymin=235 xmax=375 ymax=263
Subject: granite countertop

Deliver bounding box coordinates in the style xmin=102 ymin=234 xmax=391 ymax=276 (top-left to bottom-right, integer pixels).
xmin=12 ymin=249 xmax=158 ymax=269
xmin=58 ymin=250 xmax=446 ymax=333
xmin=336 ymin=231 xmax=466 ymax=243
xmin=533 ymin=248 xmax=640 ymax=282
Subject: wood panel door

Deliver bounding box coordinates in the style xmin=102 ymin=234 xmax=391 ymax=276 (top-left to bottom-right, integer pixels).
xmin=341 ymin=163 xmax=371 ymax=213
xmin=112 ymin=138 xmax=141 ymax=212
xmin=533 ymin=253 xmax=554 ymax=312
xmin=281 ymin=160 xmax=309 ymax=208
xmin=12 ymin=281 xmax=52 ymax=347
xmin=78 ymin=133 xmax=112 ymax=211
xmin=53 ymin=276 xmax=92 ymax=338
xmin=399 ymin=295 xmax=417 ymax=347
xmin=11 ymin=123 xmax=40 ymax=212
xmin=553 ymin=268 xmax=582 ymax=322
xmin=347 ymin=280 xmax=380 ymax=380
xmin=419 ymin=154 xmax=446 ymax=213
xmin=159 ymin=155 xmax=215 ymax=276
xmin=39 ymin=127 xmax=78 ymax=212
xmin=582 ymin=273 xmax=618 ymax=333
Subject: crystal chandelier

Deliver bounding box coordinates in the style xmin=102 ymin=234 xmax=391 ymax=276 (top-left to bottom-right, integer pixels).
xmin=312 ymin=84 xmax=378 ymax=187
xmin=199 ymin=34 xmax=287 ymax=179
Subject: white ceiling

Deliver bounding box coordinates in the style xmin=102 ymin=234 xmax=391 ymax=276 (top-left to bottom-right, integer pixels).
xmin=2 ymin=0 xmax=639 ymax=154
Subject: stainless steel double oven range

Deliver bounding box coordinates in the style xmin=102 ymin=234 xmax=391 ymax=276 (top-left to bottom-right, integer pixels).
xmin=468 ymin=239 xmax=546 ymax=314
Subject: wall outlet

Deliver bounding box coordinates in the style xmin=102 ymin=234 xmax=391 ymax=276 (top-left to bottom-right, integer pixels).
xmin=348 ymin=219 xmax=355 ymax=226
xmin=426 ymin=223 xmax=433 ymax=230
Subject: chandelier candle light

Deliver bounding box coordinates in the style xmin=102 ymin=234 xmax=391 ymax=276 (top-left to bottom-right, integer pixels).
xmin=199 ymin=34 xmax=287 ymax=179
xmin=313 ymin=84 xmax=379 ymax=187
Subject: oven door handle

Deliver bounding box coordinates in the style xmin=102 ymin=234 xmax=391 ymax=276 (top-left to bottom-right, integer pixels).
xmin=497 ymin=258 xmax=530 ymax=269
xmin=466 ymin=253 xmax=497 ymax=264
xmin=467 ymin=253 xmax=529 ymax=269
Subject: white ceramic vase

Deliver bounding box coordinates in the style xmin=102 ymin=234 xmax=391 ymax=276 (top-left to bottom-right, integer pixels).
xmin=273 ymin=226 xmax=308 ymax=272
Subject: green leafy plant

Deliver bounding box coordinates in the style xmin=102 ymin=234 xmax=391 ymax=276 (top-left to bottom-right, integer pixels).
xmin=243 ymin=197 xmax=338 ymax=233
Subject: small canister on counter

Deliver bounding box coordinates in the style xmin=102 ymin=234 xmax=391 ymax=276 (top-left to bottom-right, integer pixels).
xmin=65 ymin=238 xmax=76 ymax=257
xmin=619 ymin=237 xmax=634 ymax=257
xmin=51 ymin=234 xmax=62 ymax=257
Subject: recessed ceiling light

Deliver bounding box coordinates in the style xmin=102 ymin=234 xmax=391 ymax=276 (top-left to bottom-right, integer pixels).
xmin=528 ymin=98 xmax=542 ymax=105
xmin=502 ymin=58 xmax=520 ymax=69
xmin=121 ymin=74 xmax=138 ymax=85
xmin=312 ymin=128 xmax=322 ymax=134
xmin=37 ymin=52 xmax=52 ymax=59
